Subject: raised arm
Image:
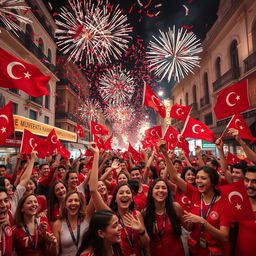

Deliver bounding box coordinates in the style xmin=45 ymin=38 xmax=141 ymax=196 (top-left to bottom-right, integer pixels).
xmin=195 ymin=146 xmax=205 ymax=167
xmin=142 ymin=150 xmax=155 ymax=182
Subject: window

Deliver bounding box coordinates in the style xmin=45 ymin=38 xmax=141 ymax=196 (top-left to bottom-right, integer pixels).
xmin=25 ymin=24 xmax=34 ymax=50
xmin=9 ymin=88 xmax=19 ymax=94
xmin=205 ymin=113 xmax=213 ymax=125
xmin=204 ymin=72 xmax=209 ymax=104
xmin=30 ymin=96 xmax=43 ymax=105
xmin=192 ymin=85 xmax=197 ymax=103
xmin=215 ymin=57 xmax=221 ymax=79
xmin=253 ymin=19 xmax=256 ymax=51
xmin=44 ymin=116 xmax=49 ymax=124
xmin=48 ymin=49 xmax=52 ymax=63
xmin=29 ymin=110 xmax=37 ymax=120
xmin=179 ymin=98 xmax=182 ymax=105
xmin=185 ymin=92 xmax=189 ymax=106
xmin=38 ymin=37 xmax=44 ymax=59
xmin=44 ymin=85 xmax=50 ymax=109
xmin=12 ymin=102 xmax=18 ymax=114
xmin=230 ymin=40 xmax=240 ymax=78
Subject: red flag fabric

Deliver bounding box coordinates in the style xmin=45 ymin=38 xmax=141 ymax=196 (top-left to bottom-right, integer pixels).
xmin=182 ymin=117 xmax=214 ymax=142
xmin=46 ymin=129 xmax=60 ymax=156
xmin=170 ymin=104 xmax=192 ymax=122
xmin=143 ymin=83 xmax=166 ymax=118
xmin=163 ymin=126 xmax=180 ymax=150
xmin=84 ymin=149 xmax=94 ymax=157
xmin=20 ymin=129 xmax=47 ymax=159
xmin=145 ymin=125 xmax=162 ymax=140
xmin=226 ymin=152 xmax=241 ymax=165
xmin=93 ymin=135 xmax=105 ymax=150
xmin=141 ymin=139 xmax=153 ymax=149
xmin=91 ymin=121 xmax=108 ymax=136
xmin=104 ymin=134 xmax=113 ymax=150
xmin=177 ymin=135 xmax=190 ymax=155
xmin=214 ymin=80 xmax=250 ymax=120
xmin=226 ymin=113 xmax=254 ymax=141
xmin=76 ymin=124 xmax=84 ymax=138
xmin=0 ymin=48 xmax=50 ymax=97
xmin=0 ymin=102 xmax=14 ymax=144
xmin=128 ymin=143 xmax=142 ymax=161
xmin=220 ymin=181 xmax=254 ymax=222
xmin=57 ymin=144 xmax=71 ymax=160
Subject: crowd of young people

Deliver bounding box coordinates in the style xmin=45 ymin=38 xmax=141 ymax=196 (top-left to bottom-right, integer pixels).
xmin=0 ymin=128 xmax=255 ymax=256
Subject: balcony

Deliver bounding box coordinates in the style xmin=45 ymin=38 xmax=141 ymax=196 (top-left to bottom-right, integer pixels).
xmin=56 ymin=112 xmax=78 ymax=123
xmin=189 ymin=102 xmax=198 ymax=111
xmin=213 ymin=67 xmax=240 ymax=92
xmin=244 ymin=51 xmax=256 ymax=74
xmin=57 ymin=79 xmax=80 ymax=95
xmin=200 ymin=96 xmax=210 ymax=108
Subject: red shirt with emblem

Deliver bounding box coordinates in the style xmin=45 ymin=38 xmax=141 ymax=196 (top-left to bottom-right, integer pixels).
xmin=175 ymin=190 xmax=192 ymax=212
xmin=0 ymin=225 xmax=12 ymax=256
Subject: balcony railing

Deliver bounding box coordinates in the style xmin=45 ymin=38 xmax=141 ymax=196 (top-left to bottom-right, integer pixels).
xmin=57 ymin=79 xmax=80 ymax=95
xmin=56 ymin=112 xmax=78 ymax=123
xmin=200 ymin=96 xmax=210 ymax=108
xmin=244 ymin=51 xmax=256 ymax=74
xmin=213 ymin=67 xmax=240 ymax=92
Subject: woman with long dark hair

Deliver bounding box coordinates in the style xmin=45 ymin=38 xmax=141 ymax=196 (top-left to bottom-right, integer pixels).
xmin=144 ymin=178 xmax=184 ymax=255
xmin=76 ymin=210 xmax=122 ymax=256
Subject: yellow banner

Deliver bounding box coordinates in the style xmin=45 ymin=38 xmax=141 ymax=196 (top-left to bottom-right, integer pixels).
xmin=14 ymin=115 xmax=77 ymax=142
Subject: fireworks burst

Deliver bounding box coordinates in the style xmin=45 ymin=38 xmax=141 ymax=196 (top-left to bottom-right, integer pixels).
xmin=99 ymin=66 xmax=135 ymax=105
xmin=0 ymin=0 xmax=31 ymax=35
xmin=78 ymin=98 xmax=102 ymax=122
xmin=55 ymin=0 xmax=132 ymax=64
xmin=147 ymin=26 xmax=203 ymax=82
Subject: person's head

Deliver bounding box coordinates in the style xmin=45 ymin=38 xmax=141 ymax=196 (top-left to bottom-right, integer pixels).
xmin=206 ymin=159 xmax=219 ymax=171
xmin=173 ymin=160 xmax=182 ymax=172
xmin=25 ymin=179 xmax=37 ymax=195
xmin=130 ymin=167 xmax=142 ymax=184
xmin=117 ymin=171 xmax=129 ymax=185
xmin=119 ymin=160 xmax=127 ymax=171
xmin=97 ymin=181 xmax=107 ymax=196
xmin=0 ymin=187 xmax=10 ymax=224
xmin=102 ymin=166 xmax=113 ymax=181
xmin=159 ymin=167 xmax=169 ymax=179
xmin=191 ymin=160 xmax=199 ymax=169
xmin=39 ymin=164 xmax=50 ymax=177
xmin=127 ymin=179 xmax=139 ymax=196
xmin=110 ymin=183 xmax=134 ymax=212
xmin=158 ymin=160 xmax=166 ymax=169
xmin=181 ymin=167 xmax=196 ymax=185
xmin=149 ymin=166 xmax=158 ymax=180
xmin=31 ymin=169 xmax=39 ymax=182
xmin=14 ymin=194 xmax=38 ymax=227
xmin=145 ymin=178 xmax=181 ymax=238
xmin=56 ymin=165 xmax=66 ymax=179
xmin=232 ymin=160 xmax=247 ymax=183
xmin=196 ymin=166 xmax=220 ymax=195
xmin=64 ymin=170 xmax=78 ymax=190
xmin=76 ymin=210 xmax=122 ymax=256
xmin=0 ymin=177 xmax=13 ymax=197
xmin=33 ymin=162 xmax=40 ymax=170
xmin=60 ymin=191 xmax=85 ymax=220
xmin=78 ymin=163 xmax=89 ymax=176
xmin=0 ymin=165 xmax=7 ymax=177
xmin=244 ymin=166 xmax=256 ymax=199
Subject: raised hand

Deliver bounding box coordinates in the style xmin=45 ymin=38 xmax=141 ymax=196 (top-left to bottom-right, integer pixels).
xmin=88 ymin=142 xmax=99 ymax=154
xmin=123 ymin=213 xmax=144 ymax=232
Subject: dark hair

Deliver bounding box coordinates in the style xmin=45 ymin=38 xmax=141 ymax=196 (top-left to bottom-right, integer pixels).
xmin=64 ymin=170 xmax=78 ymax=185
xmin=0 ymin=165 xmax=6 ymax=169
xmin=76 ymin=210 xmax=123 ymax=256
xmin=110 ymin=183 xmax=135 ymax=212
xmin=57 ymin=165 xmax=66 ymax=170
xmin=206 ymin=159 xmax=219 ymax=170
xmin=149 ymin=166 xmax=158 ymax=180
xmin=128 ymin=179 xmax=139 ymax=195
xmin=181 ymin=167 xmax=196 ymax=186
xmin=33 ymin=162 xmax=39 ymax=167
xmin=233 ymin=160 xmax=248 ymax=175
xmin=245 ymin=166 xmax=256 ymax=174
xmin=144 ymin=178 xmax=181 ymax=238
xmin=78 ymin=163 xmax=85 ymax=173
xmin=0 ymin=177 xmax=9 ymax=188
xmin=117 ymin=171 xmax=129 ymax=181
xmin=131 ymin=166 xmax=142 ymax=173
xmin=197 ymin=166 xmax=220 ymax=195
xmin=39 ymin=163 xmax=49 ymax=170
xmin=173 ymin=160 xmax=182 ymax=165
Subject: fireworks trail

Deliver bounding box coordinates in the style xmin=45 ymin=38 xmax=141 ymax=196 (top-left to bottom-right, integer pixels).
xmin=55 ymin=0 xmax=132 ymax=64
xmin=77 ymin=98 xmax=102 ymax=122
xmin=147 ymin=26 xmax=203 ymax=82
xmin=99 ymin=66 xmax=135 ymax=105
xmin=0 ymin=0 xmax=31 ymax=35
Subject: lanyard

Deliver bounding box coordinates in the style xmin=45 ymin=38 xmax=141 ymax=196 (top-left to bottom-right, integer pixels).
xmin=24 ymin=218 xmax=38 ymax=251
xmin=66 ymin=218 xmax=81 ymax=247
xmin=118 ymin=214 xmax=134 ymax=248
xmin=154 ymin=209 xmax=167 ymax=239
xmin=1 ymin=227 xmax=6 ymax=256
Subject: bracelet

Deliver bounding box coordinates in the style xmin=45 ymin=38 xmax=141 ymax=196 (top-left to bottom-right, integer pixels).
xmin=139 ymin=230 xmax=145 ymax=236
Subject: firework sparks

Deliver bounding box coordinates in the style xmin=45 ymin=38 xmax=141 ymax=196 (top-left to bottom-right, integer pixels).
xmin=55 ymin=0 xmax=132 ymax=64
xmin=0 ymin=0 xmax=31 ymax=34
xmin=99 ymin=66 xmax=135 ymax=105
xmin=78 ymin=98 xmax=102 ymax=122
xmin=147 ymin=26 xmax=203 ymax=82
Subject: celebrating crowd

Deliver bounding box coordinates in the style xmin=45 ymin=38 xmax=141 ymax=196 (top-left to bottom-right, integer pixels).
xmin=0 ymin=128 xmax=255 ymax=256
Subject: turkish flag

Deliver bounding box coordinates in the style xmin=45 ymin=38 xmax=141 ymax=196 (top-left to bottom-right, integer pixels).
xmin=145 ymin=125 xmax=162 ymax=140
xmin=46 ymin=129 xmax=60 ymax=155
xmin=163 ymin=125 xmax=180 ymax=149
xmin=226 ymin=152 xmax=241 ymax=165
xmin=91 ymin=121 xmax=108 ymax=136
xmin=0 ymin=48 xmax=50 ymax=97
xmin=128 ymin=143 xmax=142 ymax=161
xmin=142 ymin=82 xmax=166 ymax=118
xmin=177 ymin=135 xmax=190 ymax=155
xmin=220 ymin=181 xmax=254 ymax=222
xmin=93 ymin=135 xmax=105 ymax=150
xmin=214 ymin=80 xmax=250 ymax=120
xmin=0 ymin=102 xmax=14 ymax=144
xmin=104 ymin=134 xmax=113 ymax=150
xmin=57 ymin=143 xmax=71 ymax=160
xmin=20 ymin=129 xmax=47 ymax=159
xmin=76 ymin=124 xmax=84 ymax=138
xmin=182 ymin=117 xmax=214 ymax=142
xmin=170 ymin=104 xmax=192 ymax=122
xmin=141 ymin=139 xmax=153 ymax=149
xmin=226 ymin=113 xmax=255 ymax=141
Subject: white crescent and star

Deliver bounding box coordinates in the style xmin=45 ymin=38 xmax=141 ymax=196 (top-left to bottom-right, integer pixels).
xmin=176 ymin=108 xmax=184 ymax=116
xmin=181 ymin=196 xmax=191 ymax=205
xmin=150 ymin=130 xmax=158 ymax=136
xmin=0 ymin=114 xmax=9 ymax=123
xmin=169 ymin=133 xmax=175 ymax=140
xmin=95 ymin=125 xmax=101 ymax=132
xmin=29 ymin=138 xmax=37 ymax=149
xmin=192 ymin=124 xmax=201 ymax=134
xmin=6 ymin=62 xmax=31 ymax=80
xmin=151 ymin=95 xmax=163 ymax=107
xmin=226 ymin=92 xmax=238 ymax=107
xmin=177 ymin=134 xmax=182 ymax=143
xmin=228 ymin=191 xmax=243 ymax=203
xmin=234 ymin=118 xmax=243 ymax=130
xmin=51 ymin=135 xmax=57 ymax=144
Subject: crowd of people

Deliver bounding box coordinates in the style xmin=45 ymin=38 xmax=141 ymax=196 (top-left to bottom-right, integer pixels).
xmin=0 ymin=128 xmax=255 ymax=256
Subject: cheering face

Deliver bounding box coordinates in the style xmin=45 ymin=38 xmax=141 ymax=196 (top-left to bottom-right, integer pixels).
xmin=117 ymin=173 xmax=128 ymax=185
xmin=57 ymin=168 xmax=66 ymax=179
xmin=97 ymin=181 xmax=107 ymax=196
xmin=158 ymin=161 xmax=166 ymax=169
xmin=41 ymin=165 xmax=50 ymax=177
xmin=99 ymin=215 xmax=121 ymax=244
xmin=130 ymin=170 xmax=142 ymax=184
xmin=244 ymin=172 xmax=256 ymax=198
xmin=54 ymin=183 xmax=66 ymax=200
xmin=67 ymin=173 xmax=78 ymax=190
xmin=174 ymin=162 xmax=182 ymax=172
xmin=65 ymin=193 xmax=81 ymax=216
xmin=0 ymin=167 xmax=7 ymax=177
xmin=185 ymin=170 xmax=196 ymax=184
xmin=25 ymin=180 xmax=36 ymax=194
xmin=22 ymin=195 xmax=38 ymax=216
xmin=196 ymin=170 xmax=213 ymax=194
xmin=116 ymin=185 xmax=132 ymax=210
xmin=4 ymin=179 xmax=13 ymax=197
xmin=0 ymin=192 xmax=9 ymax=224
xmin=152 ymin=181 xmax=168 ymax=203
xmin=120 ymin=162 xmax=127 ymax=171
xmin=232 ymin=168 xmax=244 ymax=183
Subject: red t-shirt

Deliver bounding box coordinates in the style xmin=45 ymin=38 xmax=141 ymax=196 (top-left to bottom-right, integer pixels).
xmin=186 ymin=183 xmax=229 ymax=256
xmin=175 ymin=190 xmax=192 ymax=212
xmin=36 ymin=195 xmax=47 ymax=215
xmin=0 ymin=225 xmax=12 ymax=256
xmin=236 ymin=211 xmax=256 ymax=256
